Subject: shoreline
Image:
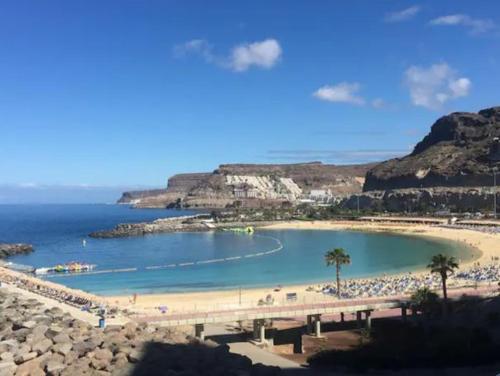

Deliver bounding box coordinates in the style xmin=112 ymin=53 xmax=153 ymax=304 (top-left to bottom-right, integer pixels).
xmin=1 ymin=220 xmax=498 ymax=315
xmin=106 ymin=220 xmax=498 ymax=313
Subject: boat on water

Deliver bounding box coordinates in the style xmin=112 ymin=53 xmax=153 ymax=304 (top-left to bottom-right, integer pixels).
xmin=35 ymin=262 xmax=96 ymax=275
xmin=224 ymin=226 xmax=254 ymax=234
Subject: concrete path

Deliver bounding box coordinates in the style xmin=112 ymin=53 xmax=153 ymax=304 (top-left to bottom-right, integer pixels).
xmin=204 ymin=324 xmax=302 ymax=370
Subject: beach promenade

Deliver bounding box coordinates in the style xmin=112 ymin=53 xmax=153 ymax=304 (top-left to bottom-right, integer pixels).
xmin=134 ymin=285 xmax=498 ymax=342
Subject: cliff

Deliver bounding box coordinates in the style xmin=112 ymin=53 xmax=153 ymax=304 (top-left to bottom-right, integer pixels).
xmin=342 ymin=187 xmax=499 ymax=213
xmin=364 ymin=107 xmax=500 ymax=191
xmin=118 ymin=162 xmax=375 ymax=208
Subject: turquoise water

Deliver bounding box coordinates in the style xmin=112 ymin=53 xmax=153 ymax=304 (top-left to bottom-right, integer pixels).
xmin=0 ymin=205 xmax=477 ymax=295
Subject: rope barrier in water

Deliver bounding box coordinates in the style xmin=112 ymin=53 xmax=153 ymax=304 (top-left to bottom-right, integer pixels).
xmin=43 ymin=233 xmax=283 ymax=277
xmin=144 ymin=233 xmax=283 ymax=271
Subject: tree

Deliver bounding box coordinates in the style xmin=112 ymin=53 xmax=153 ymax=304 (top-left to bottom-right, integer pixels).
xmin=427 ymin=254 xmax=459 ymax=317
xmin=410 ymin=287 xmax=439 ymax=316
xmin=325 ymin=248 xmax=351 ymax=298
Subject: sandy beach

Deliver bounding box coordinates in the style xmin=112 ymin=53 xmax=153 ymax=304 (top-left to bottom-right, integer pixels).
xmin=107 ymin=220 xmax=500 ymax=314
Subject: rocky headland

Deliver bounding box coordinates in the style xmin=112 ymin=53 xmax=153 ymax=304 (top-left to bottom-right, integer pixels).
xmin=348 ymin=106 xmax=500 ymax=212
xmin=118 ymin=162 xmax=375 ymax=209
xmin=365 ymin=107 xmax=500 ymax=191
xmin=0 ymin=244 xmax=33 ymax=259
xmin=0 ymin=289 xmax=280 ymax=376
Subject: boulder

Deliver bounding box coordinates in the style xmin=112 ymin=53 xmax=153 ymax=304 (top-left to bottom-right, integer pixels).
xmin=20 ymin=321 xmax=36 ymax=330
xmin=94 ymin=349 xmax=113 ymax=363
xmin=45 ymin=360 xmax=65 ymax=375
xmin=53 ymin=343 xmax=73 ymax=356
xmin=14 ymin=352 xmax=37 ymax=364
xmin=31 ymin=338 xmax=52 ymax=355
xmin=52 ymin=333 xmax=71 ymax=344
xmin=0 ymin=361 xmax=17 ymax=376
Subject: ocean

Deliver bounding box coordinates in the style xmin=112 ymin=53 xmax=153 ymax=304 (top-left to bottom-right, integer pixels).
xmin=0 ymin=204 xmax=477 ymax=295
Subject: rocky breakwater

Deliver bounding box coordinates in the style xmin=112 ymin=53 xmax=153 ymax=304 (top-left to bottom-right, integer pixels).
xmin=0 ymin=244 xmax=33 ymax=259
xmin=0 ymin=289 xmax=280 ymax=376
xmin=89 ymin=215 xmax=209 ymax=238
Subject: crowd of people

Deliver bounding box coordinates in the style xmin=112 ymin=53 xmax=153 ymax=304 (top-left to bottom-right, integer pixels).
xmin=443 ymin=224 xmax=500 ymax=235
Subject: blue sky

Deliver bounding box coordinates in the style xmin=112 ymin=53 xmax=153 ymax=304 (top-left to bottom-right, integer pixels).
xmin=1 ymin=1 xmax=499 ymax=202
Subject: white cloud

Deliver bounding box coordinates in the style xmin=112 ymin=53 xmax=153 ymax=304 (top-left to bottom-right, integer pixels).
xmin=385 ymin=6 xmax=420 ymax=22
xmin=313 ymin=82 xmax=365 ymax=105
xmin=173 ymin=39 xmax=214 ymax=61
xmin=430 ymin=14 xmax=495 ymax=34
xmin=229 ymin=39 xmax=282 ymax=72
xmin=404 ymin=63 xmax=471 ymax=110
xmin=173 ymin=38 xmax=282 ymax=72
xmin=371 ymin=98 xmax=386 ymax=109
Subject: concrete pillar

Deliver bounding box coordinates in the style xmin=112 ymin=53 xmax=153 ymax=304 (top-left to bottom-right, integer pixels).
xmin=356 ymin=311 xmax=362 ymax=329
xmin=259 ymin=322 xmax=266 ymax=343
xmin=194 ymin=324 xmax=205 ymax=341
xmin=253 ymin=319 xmax=259 ymax=339
xmin=365 ymin=311 xmax=372 ymax=332
xmin=293 ymin=334 xmax=303 ymax=354
xmin=253 ymin=319 xmax=266 ymax=343
xmin=306 ymin=315 xmax=313 ymax=335
xmin=314 ymin=315 xmax=322 ymax=337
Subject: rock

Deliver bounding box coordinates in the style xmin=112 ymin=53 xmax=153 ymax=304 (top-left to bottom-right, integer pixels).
xmin=0 ymin=361 xmax=17 ymax=376
xmin=72 ymin=341 xmax=97 ymax=357
xmin=14 ymin=352 xmax=37 ymax=364
xmin=45 ymin=360 xmax=65 ymax=375
xmin=53 ymin=333 xmax=71 ymax=344
xmin=0 ymin=353 xmax=13 ymax=363
xmin=46 ymin=325 xmax=64 ymax=339
xmin=94 ymin=349 xmax=112 ymax=362
xmin=31 ymin=325 xmax=48 ymax=338
xmin=365 ymin=106 xmax=500 ymax=192
xmin=20 ymin=321 xmax=36 ymax=330
xmin=63 ymin=351 xmax=78 ymax=365
xmin=14 ymin=357 xmax=44 ymax=376
xmin=0 ymin=243 xmax=33 ymax=259
xmin=90 ymin=357 xmax=108 ymax=370
xmin=31 ymin=338 xmax=53 ymax=355
xmin=122 ymin=322 xmax=137 ymax=340
xmin=127 ymin=349 xmax=142 ymax=363
xmin=53 ymin=343 xmax=72 ymax=356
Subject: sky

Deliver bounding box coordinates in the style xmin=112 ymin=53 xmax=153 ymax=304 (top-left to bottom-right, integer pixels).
xmin=1 ymin=0 xmax=499 ymax=203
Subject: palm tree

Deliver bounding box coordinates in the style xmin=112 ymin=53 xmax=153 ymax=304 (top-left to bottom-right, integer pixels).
xmin=427 ymin=254 xmax=459 ymax=316
xmin=325 ymin=248 xmax=351 ymax=298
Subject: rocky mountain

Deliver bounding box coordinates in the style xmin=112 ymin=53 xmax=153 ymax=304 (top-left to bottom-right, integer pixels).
xmin=118 ymin=162 xmax=375 ymax=208
xmin=364 ymin=107 xmax=500 ymax=191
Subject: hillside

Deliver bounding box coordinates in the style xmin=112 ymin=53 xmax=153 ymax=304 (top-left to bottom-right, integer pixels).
xmin=118 ymin=162 xmax=376 ymax=208
xmin=364 ymin=107 xmax=500 ymax=191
